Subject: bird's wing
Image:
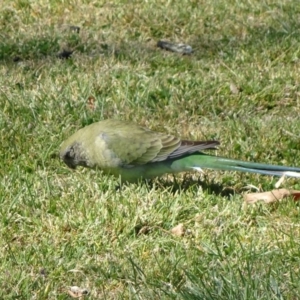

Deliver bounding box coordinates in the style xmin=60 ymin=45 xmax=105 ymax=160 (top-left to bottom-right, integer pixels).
xmin=97 ymin=120 xmax=219 ymax=166
xmin=166 ymin=140 xmax=220 ymax=160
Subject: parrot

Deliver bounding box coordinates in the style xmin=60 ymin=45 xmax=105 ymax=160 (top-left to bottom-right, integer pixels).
xmin=59 ymin=119 xmax=300 ymax=182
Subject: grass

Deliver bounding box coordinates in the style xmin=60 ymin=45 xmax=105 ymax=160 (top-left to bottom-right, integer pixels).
xmin=1 ymin=0 xmax=300 ymax=298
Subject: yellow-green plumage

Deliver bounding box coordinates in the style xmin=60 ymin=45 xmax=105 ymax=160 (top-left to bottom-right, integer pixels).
xmin=60 ymin=119 xmax=300 ymax=182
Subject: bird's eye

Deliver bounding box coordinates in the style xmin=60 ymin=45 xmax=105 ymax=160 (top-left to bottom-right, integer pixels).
xmin=64 ymin=147 xmax=75 ymax=160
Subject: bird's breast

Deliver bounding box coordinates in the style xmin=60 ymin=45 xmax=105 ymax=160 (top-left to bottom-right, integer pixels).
xmin=90 ymin=134 xmax=122 ymax=168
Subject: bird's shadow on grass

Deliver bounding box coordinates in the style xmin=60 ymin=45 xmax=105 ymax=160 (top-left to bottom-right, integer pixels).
xmin=143 ymin=175 xmax=235 ymax=198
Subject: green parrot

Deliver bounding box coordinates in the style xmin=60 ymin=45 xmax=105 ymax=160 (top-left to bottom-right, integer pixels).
xmin=60 ymin=119 xmax=300 ymax=182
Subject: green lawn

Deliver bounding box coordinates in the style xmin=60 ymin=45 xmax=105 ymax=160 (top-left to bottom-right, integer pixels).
xmin=1 ymin=0 xmax=300 ymax=299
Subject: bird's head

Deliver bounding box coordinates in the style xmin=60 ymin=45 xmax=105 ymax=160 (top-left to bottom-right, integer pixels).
xmin=60 ymin=142 xmax=88 ymax=169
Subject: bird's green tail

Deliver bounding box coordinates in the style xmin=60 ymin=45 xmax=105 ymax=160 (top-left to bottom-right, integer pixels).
xmin=172 ymin=154 xmax=300 ymax=178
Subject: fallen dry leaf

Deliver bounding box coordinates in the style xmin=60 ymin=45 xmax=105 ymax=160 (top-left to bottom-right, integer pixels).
xmin=87 ymin=96 xmax=96 ymax=111
xmin=244 ymin=188 xmax=300 ymax=204
xmin=170 ymin=223 xmax=185 ymax=237
xmin=157 ymin=40 xmax=193 ymax=54
xmin=229 ymin=82 xmax=240 ymax=94
xmin=67 ymin=286 xmax=89 ymax=298
xmin=138 ymin=226 xmax=150 ymax=235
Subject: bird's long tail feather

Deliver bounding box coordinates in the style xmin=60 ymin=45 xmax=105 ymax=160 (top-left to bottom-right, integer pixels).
xmin=179 ymin=155 xmax=300 ymax=178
